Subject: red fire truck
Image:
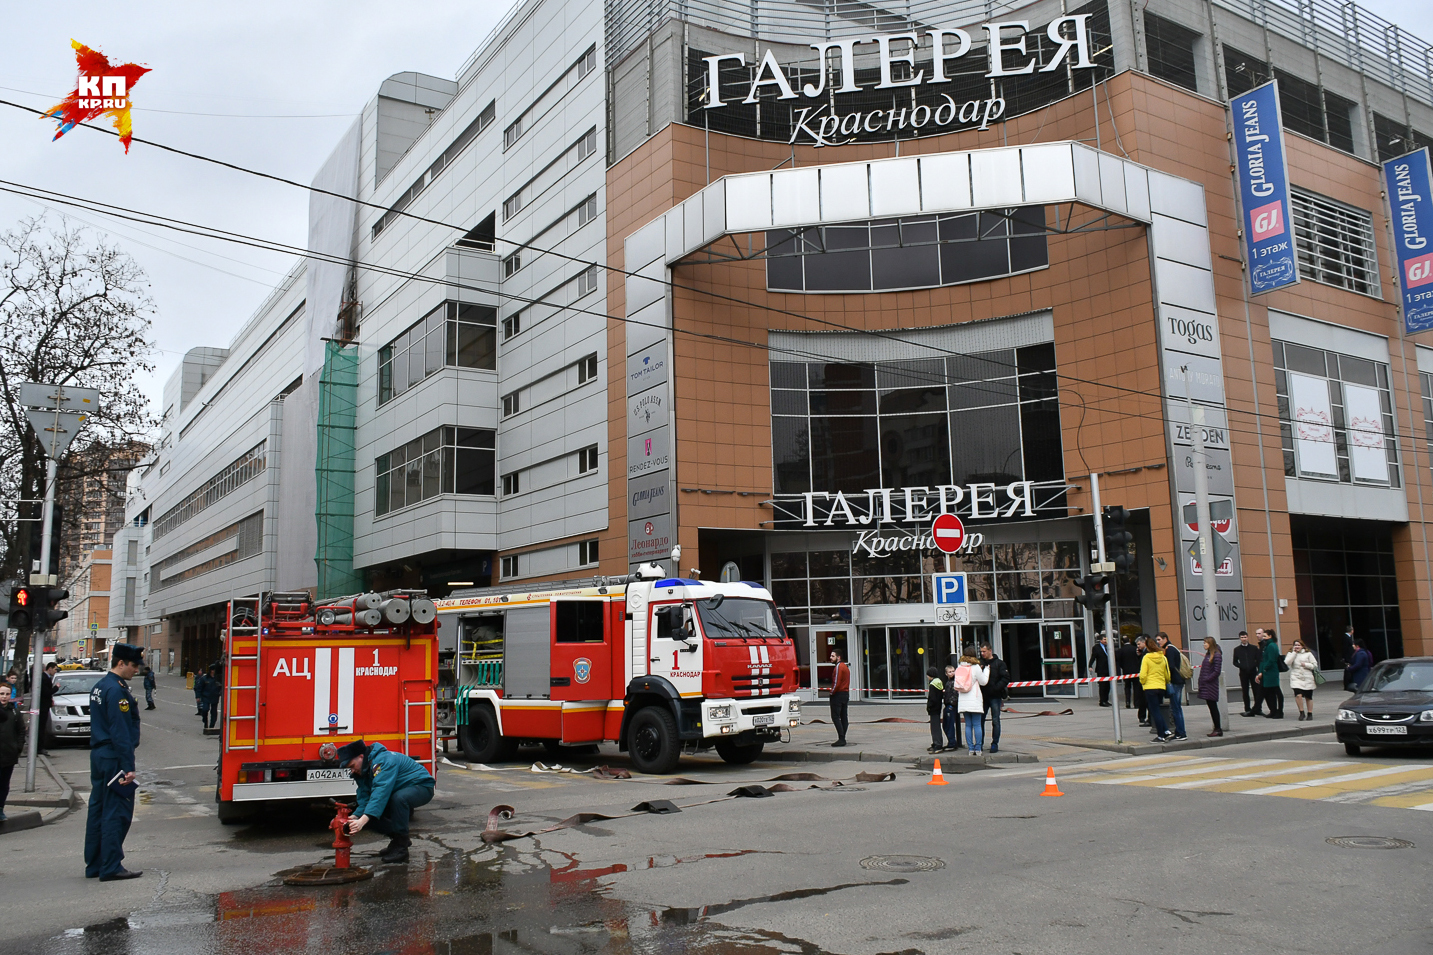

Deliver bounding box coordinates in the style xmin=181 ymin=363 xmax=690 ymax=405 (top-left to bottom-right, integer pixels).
xmin=433 ymin=563 xmax=801 ymax=774
xmin=215 ymin=590 xmax=439 ymax=823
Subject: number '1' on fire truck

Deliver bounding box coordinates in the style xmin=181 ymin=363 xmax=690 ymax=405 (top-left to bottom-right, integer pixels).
xmin=216 ymin=590 xmax=439 ymax=823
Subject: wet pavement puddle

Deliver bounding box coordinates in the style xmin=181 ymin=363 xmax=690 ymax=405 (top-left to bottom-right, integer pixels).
xmin=23 ymin=844 xmax=915 ymax=955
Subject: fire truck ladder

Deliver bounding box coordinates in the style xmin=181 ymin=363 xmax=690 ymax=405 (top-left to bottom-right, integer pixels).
xmin=225 ymin=595 xmax=264 ymax=751
xmin=402 ymin=679 xmax=436 ymax=771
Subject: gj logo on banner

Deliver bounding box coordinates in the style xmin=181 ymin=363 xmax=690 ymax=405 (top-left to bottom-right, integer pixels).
xmin=1384 ymin=148 xmax=1433 ymax=334
xmin=44 ymin=40 xmax=150 ymax=153
xmin=1230 ymin=81 xmax=1299 ymax=295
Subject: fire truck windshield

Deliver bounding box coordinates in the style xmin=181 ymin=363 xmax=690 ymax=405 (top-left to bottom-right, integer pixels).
xmin=695 ymin=598 xmax=785 ymax=640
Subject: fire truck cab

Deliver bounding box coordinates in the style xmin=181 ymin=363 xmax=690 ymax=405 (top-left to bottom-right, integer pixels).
xmin=435 ymin=564 xmax=800 ymax=774
xmin=216 ymin=591 xmax=439 ymax=823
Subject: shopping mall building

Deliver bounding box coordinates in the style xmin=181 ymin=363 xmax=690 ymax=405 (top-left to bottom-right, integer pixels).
xmin=113 ymin=0 xmax=1433 ymax=697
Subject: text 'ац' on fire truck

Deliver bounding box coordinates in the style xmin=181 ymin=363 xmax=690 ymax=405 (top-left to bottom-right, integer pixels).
xmin=433 ymin=559 xmax=801 ymax=774
xmin=215 ymin=590 xmax=439 ymax=824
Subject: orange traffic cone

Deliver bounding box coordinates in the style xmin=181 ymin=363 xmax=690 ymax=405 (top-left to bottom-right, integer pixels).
xmin=1040 ymin=766 xmax=1064 ymax=797
xmin=928 ymin=758 xmax=949 ymax=786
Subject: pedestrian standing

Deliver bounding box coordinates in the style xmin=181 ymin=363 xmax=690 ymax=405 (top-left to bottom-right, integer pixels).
xmin=1197 ymin=637 xmax=1223 ymax=737
xmin=197 ymin=666 xmax=222 ymax=730
xmin=0 ymin=683 xmax=26 ymax=821
xmin=142 ymin=667 xmax=157 ymax=710
xmin=1139 ymin=639 xmax=1172 ymax=741
xmin=1157 ymin=633 xmax=1188 ymax=741
xmin=953 ymin=651 xmax=990 ymax=757
xmin=1345 ymin=638 xmax=1373 ymax=692
xmin=1089 ymin=634 xmax=1112 ymax=706
xmin=1285 ymin=640 xmax=1320 ymax=721
xmin=39 ymin=661 xmax=58 ymax=755
xmin=979 ymin=643 xmax=1008 ymax=754
xmin=84 ymin=643 xmax=144 ymax=881
xmin=828 ymin=650 xmax=850 ymax=747
xmin=1255 ymin=628 xmax=1284 ymax=718
xmin=1233 ymin=631 xmax=1262 ymax=717
xmin=1134 ymin=638 xmax=1151 ymax=727
xmin=925 ymin=667 xmax=945 ymax=754
xmin=1340 ymin=626 xmax=1356 ymax=689
xmin=941 ymin=664 xmax=961 ymax=751
xmin=1116 ymin=637 xmax=1138 ymax=709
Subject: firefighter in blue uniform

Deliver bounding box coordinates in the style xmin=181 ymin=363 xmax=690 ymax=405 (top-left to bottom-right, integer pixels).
xmin=335 ymin=738 xmax=434 ymax=864
xmin=85 ymin=643 xmax=144 ymax=881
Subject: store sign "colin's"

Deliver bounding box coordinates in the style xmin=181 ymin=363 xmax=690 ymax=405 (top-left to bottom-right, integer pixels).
xmin=700 ymin=17 xmax=1096 ymax=146
xmin=797 ymin=481 xmax=1036 ymax=527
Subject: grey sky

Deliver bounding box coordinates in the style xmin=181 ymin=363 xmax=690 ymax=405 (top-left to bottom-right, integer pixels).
xmin=0 ymin=0 xmax=1429 ymax=415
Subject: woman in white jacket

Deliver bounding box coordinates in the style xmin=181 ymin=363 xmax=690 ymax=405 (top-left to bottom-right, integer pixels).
xmin=953 ymin=652 xmax=991 ymax=756
xmin=1284 ymin=640 xmax=1320 ymax=722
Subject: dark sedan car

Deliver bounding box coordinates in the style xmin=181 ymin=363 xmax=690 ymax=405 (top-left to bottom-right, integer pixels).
xmin=1335 ymin=657 xmax=1433 ymax=755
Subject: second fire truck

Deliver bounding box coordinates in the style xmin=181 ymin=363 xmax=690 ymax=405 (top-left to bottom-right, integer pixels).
xmin=433 ymin=562 xmax=800 ymax=773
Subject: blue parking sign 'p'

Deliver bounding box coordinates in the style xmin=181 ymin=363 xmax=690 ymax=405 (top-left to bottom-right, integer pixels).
xmin=933 ymin=573 xmax=966 ymax=605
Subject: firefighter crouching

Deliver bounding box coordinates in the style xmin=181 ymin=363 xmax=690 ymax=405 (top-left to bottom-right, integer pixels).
xmin=335 ymin=739 xmax=433 ymax=863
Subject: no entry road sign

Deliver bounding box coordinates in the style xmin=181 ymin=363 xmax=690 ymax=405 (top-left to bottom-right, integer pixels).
xmin=931 ymin=513 xmax=965 ymax=554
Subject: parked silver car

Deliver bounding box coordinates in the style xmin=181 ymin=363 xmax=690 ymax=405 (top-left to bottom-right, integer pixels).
xmin=49 ymin=670 xmax=107 ymax=741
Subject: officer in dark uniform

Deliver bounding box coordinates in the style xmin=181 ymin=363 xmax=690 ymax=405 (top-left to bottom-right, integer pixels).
xmin=85 ymin=643 xmax=144 ymax=881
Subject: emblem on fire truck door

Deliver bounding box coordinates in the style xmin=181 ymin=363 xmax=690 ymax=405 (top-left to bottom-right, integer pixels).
xmin=574 ymin=658 xmax=592 ymax=684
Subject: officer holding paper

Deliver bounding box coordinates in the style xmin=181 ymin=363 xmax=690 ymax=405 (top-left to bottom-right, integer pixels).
xmin=84 ymin=643 xmax=144 ymax=881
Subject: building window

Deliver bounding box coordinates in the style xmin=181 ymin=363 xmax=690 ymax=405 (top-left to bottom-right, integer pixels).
xmin=770 ymin=343 xmax=1064 ymax=497
xmin=576 ymin=194 xmax=598 ymax=228
xmin=767 ymin=208 xmax=1048 ymax=293
xmin=124 ymin=578 xmax=136 ymax=616
xmin=1420 ymin=372 xmax=1433 ymax=460
xmin=503 ymin=251 xmax=522 ymax=276
xmin=576 ymin=127 xmax=597 ymax=162
xmin=1143 ymin=12 xmax=1200 ymax=93
xmin=457 ymin=211 xmax=496 ymax=252
xmin=1291 ymin=515 xmax=1402 ymax=665
xmin=502 ymin=471 xmax=521 ymax=496
xmin=576 ymin=46 xmax=597 ymax=81
xmin=503 ymin=116 xmax=524 ymax=150
xmin=126 ymin=539 xmax=138 ymax=565
xmin=578 ymin=538 xmax=599 ymax=565
xmin=152 ymin=442 xmax=267 ymax=541
xmin=378 ymin=302 xmax=497 ymax=404
xmin=374 ymin=426 xmax=496 ymax=517
xmin=501 ymin=555 xmax=520 ymax=579
xmin=577 ymin=445 xmax=599 ymax=473
xmin=1374 ymin=112 xmax=1433 ymax=163
xmin=1274 ymin=340 xmax=1398 ymax=487
xmin=502 ymin=392 xmax=521 ymax=417
xmin=1290 ymin=189 xmax=1378 ymax=296
xmin=576 ymin=266 xmax=599 ymax=297
xmin=503 ymin=193 xmax=523 ymax=222
xmin=1223 ymin=47 xmax=1355 ymax=154
xmin=153 ymin=511 xmax=264 ymax=590
xmin=503 ymin=312 xmax=522 ymax=341
xmin=372 ymin=100 xmax=496 ymax=238
xmin=577 ymin=354 xmax=598 ymax=384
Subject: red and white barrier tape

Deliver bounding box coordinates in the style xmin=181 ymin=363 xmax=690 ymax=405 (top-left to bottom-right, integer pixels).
xmin=1005 ymin=674 xmax=1139 ymax=688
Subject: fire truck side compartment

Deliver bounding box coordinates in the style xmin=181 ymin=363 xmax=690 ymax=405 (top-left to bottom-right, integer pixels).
xmin=503 ymin=606 xmax=550 ymax=699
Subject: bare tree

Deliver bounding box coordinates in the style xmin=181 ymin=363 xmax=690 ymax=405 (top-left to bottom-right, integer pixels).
xmin=0 ymin=217 xmax=156 ymax=661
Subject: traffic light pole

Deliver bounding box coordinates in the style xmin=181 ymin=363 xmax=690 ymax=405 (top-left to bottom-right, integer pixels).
xmin=24 ymin=455 xmax=58 ymax=793
xmin=1184 ymin=367 xmax=1230 ymax=731
xmin=1090 ymin=472 xmax=1121 ymax=744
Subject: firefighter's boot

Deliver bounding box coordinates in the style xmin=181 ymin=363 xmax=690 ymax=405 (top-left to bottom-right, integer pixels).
xmin=379 ymin=834 xmax=412 ymax=863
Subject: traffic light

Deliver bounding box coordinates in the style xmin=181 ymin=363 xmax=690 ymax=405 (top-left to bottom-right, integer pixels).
xmin=8 ymin=584 xmax=35 ymax=630
xmin=1102 ymin=505 xmax=1134 ymax=574
xmin=1074 ymin=573 xmax=1111 ymax=612
xmin=36 ymin=587 xmax=69 ymax=628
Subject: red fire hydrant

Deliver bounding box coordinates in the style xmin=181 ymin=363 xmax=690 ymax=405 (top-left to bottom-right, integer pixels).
xmin=330 ymin=803 xmax=354 ymax=869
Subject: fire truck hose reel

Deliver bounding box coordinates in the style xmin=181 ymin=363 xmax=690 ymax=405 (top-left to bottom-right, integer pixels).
xmin=380 ymin=598 xmax=411 ymax=625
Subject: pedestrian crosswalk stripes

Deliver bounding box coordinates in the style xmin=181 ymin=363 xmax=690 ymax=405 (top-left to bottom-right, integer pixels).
xmin=1062 ymin=755 xmax=1433 ymax=812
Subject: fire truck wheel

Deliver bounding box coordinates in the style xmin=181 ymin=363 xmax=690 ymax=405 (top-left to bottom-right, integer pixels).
xmin=628 ymin=706 xmax=680 ymax=775
xmin=715 ymin=740 xmax=765 ymax=764
xmin=459 ymin=706 xmax=517 ymax=763
xmin=217 ymin=800 xmax=256 ymax=825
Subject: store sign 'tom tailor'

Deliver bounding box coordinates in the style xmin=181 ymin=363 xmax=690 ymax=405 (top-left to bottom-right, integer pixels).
xmin=699 ymin=16 xmax=1097 ymax=147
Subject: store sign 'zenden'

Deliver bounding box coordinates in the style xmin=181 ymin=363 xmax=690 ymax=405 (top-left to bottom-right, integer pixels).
xmin=700 ymin=17 xmax=1097 ymax=146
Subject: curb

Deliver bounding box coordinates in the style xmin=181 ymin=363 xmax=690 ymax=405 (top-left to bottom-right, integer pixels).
xmin=1040 ymin=720 xmax=1332 ymax=755
xmin=767 ymin=748 xmax=1035 ymax=768
xmin=39 ymin=755 xmax=76 ymax=825
xmin=0 ymin=810 xmax=44 ymax=834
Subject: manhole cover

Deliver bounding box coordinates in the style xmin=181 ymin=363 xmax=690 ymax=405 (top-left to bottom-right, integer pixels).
xmin=1326 ymin=836 xmax=1414 ymax=850
xmin=860 ymin=855 xmax=945 ymax=873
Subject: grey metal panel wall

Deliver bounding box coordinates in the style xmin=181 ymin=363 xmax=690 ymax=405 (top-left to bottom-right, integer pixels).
xmin=503 ymin=606 xmax=552 ymax=698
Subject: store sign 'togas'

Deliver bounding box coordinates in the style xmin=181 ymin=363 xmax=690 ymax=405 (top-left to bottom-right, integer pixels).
xmin=700 ymin=17 xmax=1097 ymax=147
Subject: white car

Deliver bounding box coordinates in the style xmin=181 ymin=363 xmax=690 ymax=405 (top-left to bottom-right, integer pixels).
xmin=49 ymin=670 xmax=108 ymax=742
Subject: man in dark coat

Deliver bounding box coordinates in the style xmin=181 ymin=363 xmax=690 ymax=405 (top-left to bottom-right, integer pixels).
xmin=39 ymin=661 xmax=58 ymax=755
xmin=1345 ymin=638 xmax=1374 ymax=692
xmin=1341 ymin=626 xmax=1358 ymax=690
xmin=1088 ymin=635 xmax=1112 ymax=706
xmin=980 ymin=644 xmax=1009 ymax=754
xmin=142 ymin=667 xmax=156 ymax=710
xmin=0 ymin=682 xmax=26 ymax=820
xmin=1116 ymin=637 xmax=1139 ymax=709
xmin=198 ymin=666 xmax=222 ymax=729
xmin=1233 ymin=630 xmax=1263 ymax=716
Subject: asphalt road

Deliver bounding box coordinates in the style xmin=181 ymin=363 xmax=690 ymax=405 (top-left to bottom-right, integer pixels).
xmin=2 ymin=679 xmax=1430 ymax=954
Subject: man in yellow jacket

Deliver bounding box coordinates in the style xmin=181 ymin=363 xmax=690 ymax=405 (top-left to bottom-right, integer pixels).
xmin=1139 ymin=647 xmax=1173 ymax=741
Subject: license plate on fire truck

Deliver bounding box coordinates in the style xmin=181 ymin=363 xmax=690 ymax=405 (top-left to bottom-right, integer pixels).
xmin=752 ymin=714 xmax=776 ymax=726
xmin=307 ymin=768 xmax=351 ymax=780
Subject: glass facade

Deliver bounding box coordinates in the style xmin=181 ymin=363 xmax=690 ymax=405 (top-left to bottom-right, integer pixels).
xmin=1291 ymin=516 xmax=1402 ymax=665
xmin=378 ymin=301 xmax=497 ymax=404
xmin=375 ymin=426 xmax=496 ymax=517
